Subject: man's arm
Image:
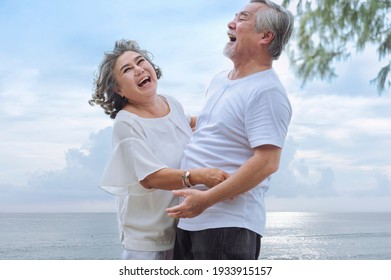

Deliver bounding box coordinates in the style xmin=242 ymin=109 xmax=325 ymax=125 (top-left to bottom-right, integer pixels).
xmin=166 ymin=144 xmax=281 ymax=218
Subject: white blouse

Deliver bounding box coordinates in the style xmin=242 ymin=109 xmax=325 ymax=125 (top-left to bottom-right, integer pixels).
xmin=100 ymin=95 xmax=192 ymax=251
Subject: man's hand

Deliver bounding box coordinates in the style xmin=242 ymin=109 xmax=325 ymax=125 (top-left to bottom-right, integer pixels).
xmin=165 ymin=189 xmax=210 ymax=219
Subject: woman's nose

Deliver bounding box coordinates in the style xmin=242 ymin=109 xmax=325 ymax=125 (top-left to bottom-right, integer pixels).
xmin=134 ymin=66 xmax=144 ymax=76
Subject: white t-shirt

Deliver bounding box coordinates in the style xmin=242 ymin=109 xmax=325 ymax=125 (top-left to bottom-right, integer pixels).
xmin=100 ymin=95 xmax=192 ymax=251
xmin=178 ymin=69 xmax=292 ymax=236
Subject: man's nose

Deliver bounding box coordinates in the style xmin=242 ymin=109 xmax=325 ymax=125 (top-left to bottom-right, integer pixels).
xmin=227 ymin=19 xmax=236 ymax=30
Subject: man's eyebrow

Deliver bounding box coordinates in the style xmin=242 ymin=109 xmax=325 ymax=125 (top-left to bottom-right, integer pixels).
xmin=237 ymin=11 xmax=250 ymax=17
xmin=119 ymin=55 xmax=144 ymax=72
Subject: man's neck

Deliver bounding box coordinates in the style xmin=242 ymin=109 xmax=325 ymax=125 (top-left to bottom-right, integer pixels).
xmin=229 ymin=55 xmax=273 ymax=80
xmin=229 ymin=63 xmax=272 ymax=80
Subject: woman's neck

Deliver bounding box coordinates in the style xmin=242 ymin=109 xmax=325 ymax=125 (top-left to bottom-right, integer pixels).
xmin=124 ymin=95 xmax=169 ymax=118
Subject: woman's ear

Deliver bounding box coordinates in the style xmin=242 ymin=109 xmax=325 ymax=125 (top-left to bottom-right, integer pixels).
xmin=115 ymin=86 xmax=123 ymax=97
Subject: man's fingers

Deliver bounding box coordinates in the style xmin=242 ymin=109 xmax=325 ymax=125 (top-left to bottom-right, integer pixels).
xmin=166 ymin=207 xmax=186 ymax=219
xmin=166 ymin=204 xmax=181 ymax=213
xmin=167 ymin=211 xmax=179 ymax=217
xmin=171 ymin=189 xmax=188 ymax=197
xmin=167 ymin=213 xmax=178 ymax=218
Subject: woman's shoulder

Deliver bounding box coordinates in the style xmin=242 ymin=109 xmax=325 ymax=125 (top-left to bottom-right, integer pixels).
xmin=160 ymin=94 xmax=180 ymax=107
xmin=160 ymin=94 xmax=185 ymax=114
xmin=113 ymin=110 xmax=136 ymax=126
xmin=112 ymin=111 xmax=145 ymax=135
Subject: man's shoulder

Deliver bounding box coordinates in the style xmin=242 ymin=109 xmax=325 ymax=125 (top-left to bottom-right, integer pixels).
xmin=211 ymin=70 xmax=230 ymax=82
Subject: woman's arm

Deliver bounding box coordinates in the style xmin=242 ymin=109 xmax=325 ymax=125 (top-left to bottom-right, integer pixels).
xmin=140 ymin=167 xmax=229 ymax=190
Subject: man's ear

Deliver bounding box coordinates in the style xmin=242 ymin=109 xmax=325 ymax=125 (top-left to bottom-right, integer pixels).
xmin=259 ymin=31 xmax=275 ymax=45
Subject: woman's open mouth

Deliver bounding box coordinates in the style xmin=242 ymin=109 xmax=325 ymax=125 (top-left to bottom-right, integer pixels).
xmin=138 ymin=76 xmax=151 ymax=87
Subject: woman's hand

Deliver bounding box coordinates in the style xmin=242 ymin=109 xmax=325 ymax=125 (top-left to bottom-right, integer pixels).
xmin=190 ymin=168 xmax=230 ymax=188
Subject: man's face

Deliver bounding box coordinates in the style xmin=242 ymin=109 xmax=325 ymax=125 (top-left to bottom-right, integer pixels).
xmin=223 ymin=3 xmax=264 ymax=60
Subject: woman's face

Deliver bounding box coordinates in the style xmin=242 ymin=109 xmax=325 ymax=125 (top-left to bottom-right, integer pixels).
xmin=114 ymin=51 xmax=158 ymax=103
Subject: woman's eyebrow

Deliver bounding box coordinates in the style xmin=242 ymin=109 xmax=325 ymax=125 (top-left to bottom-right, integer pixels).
xmin=119 ymin=55 xmax=144 ymax=72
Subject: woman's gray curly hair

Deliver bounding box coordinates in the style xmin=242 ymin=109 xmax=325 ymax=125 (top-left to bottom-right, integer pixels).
xmin=89 ymin=39 xmax=162 ymax=119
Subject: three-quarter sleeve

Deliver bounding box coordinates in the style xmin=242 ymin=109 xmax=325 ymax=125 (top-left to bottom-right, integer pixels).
xmin=100 ymin=135 xmax=168 ymax=196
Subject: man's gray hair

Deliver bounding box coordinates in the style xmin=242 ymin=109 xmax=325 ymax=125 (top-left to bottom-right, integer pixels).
xmin=250 ymin=0 xmax=294 ymax=60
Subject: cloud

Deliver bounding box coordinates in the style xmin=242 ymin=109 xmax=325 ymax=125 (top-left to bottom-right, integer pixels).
xmin=0 ymin=67 xmax=41 ymax=118
xmin=269 ymin=137 xmax=338 ymax=198
xmin=28 ymin=127 xmax=112 ymax=196
xmin=1 ymin=83 xmax=390 ymax=213
xmin=265 ymin=196 xmax=391 ymax=212
xmin=268 ymin=92 xmax=391 ymax=202
xmin=0 ymin=89 xmax=391 ymax=210
xmin=0 ymin=127 xmax=114 ymax=212
xmin=0 ymin=0 xmax=390 ymax=213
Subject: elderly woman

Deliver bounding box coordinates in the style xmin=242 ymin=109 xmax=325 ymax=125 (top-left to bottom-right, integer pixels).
xmin=89 ymin=40 xmax=228 ymax=260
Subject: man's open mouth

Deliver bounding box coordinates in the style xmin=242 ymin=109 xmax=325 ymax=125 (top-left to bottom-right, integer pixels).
xmin=228 ymin=33 xmax=237 ymax=42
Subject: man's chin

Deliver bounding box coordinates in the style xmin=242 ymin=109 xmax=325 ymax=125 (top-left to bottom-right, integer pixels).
xmin=223 ymin=45 xmax=234 ymax=58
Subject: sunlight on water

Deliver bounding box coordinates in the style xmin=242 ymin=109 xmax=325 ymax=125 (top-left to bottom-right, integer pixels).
xmin=0 ymin=212 xmax=390 ymax=260
xmin=261 ymin=212 xmax=391 ymax=260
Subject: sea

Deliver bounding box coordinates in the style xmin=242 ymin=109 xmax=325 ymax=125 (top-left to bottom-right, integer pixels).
xmin=0 ymin=212 xmax=390 ymax=260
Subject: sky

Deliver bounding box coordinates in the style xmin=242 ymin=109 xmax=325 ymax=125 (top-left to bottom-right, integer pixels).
xmin=0 ymin=0 xmax=390 ymax=213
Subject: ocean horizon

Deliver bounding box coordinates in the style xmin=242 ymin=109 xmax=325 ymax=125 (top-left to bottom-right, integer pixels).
xmin=1 ymin=212 xmax=390 ymax=260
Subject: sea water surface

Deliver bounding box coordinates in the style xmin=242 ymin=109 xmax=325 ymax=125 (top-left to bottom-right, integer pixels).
xmin=0 ymin=212 xmax=390 ymax=260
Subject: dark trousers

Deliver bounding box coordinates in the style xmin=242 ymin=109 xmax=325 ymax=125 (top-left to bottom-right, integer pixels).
xmin=174 ymin=227 xmax=261 ymax=260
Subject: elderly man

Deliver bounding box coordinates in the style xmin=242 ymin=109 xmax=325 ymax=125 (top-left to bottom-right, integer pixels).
xmin=166 ymin=0 xmax=294 ymax=260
